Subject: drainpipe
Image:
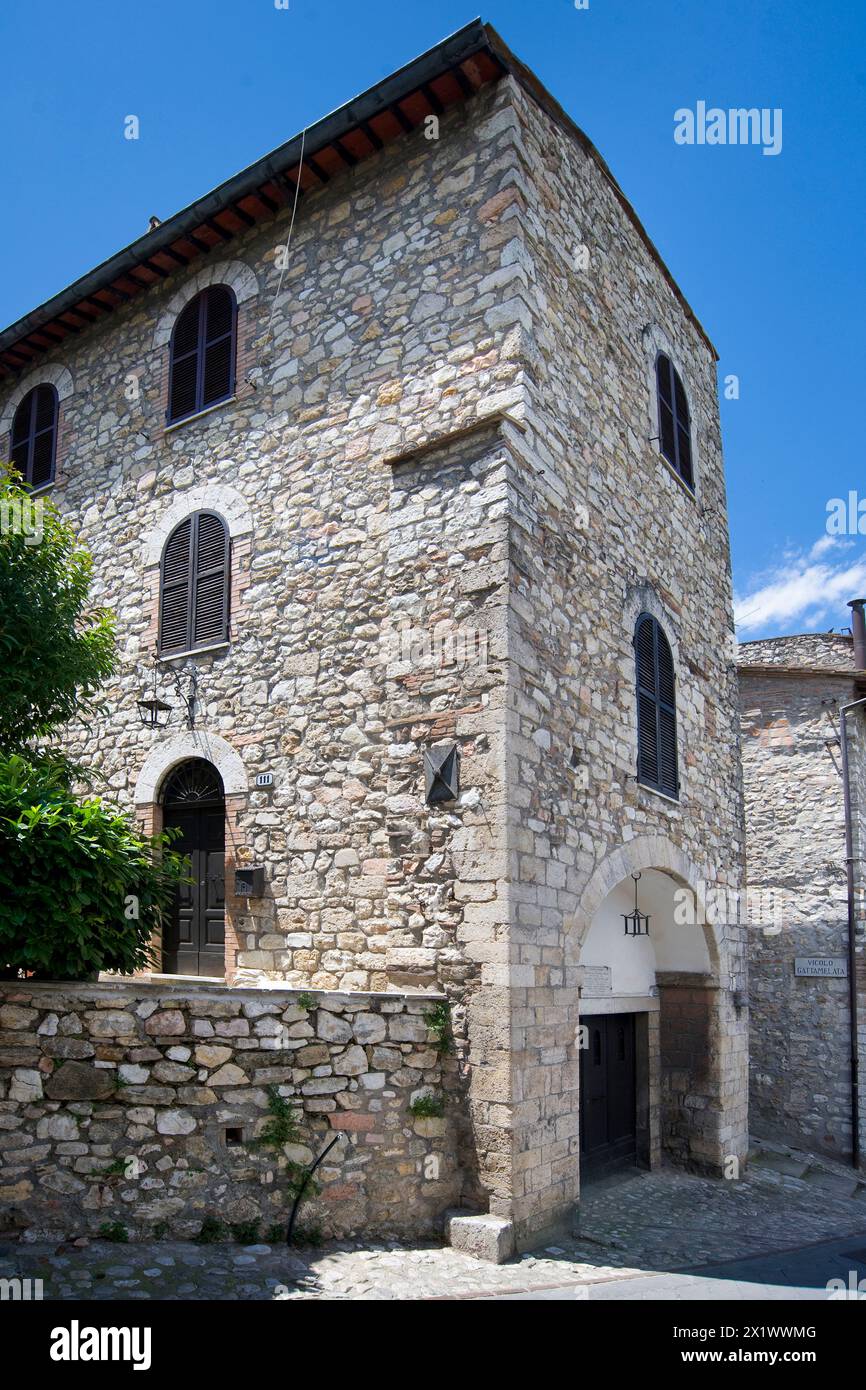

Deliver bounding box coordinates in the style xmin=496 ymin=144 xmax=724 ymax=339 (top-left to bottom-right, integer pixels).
xmin=838 ymin=691 xmax=866 ymax=1169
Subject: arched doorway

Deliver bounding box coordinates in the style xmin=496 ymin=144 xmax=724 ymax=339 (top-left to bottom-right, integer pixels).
xmin=161 ymin=758 xmax=226 ymax=977
xmin=575 ymin=863 xmax=732 ymax=1181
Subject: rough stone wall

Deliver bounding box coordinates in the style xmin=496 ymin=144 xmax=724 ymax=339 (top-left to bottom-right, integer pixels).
xmin=0 ymin=77 xmax=524 ymax=997
xmin=738 ymin=636 xmax=862 ymax=1160
xmin=657 ymin=977 xmax=738 ymax=1170
xmin=0 ymin=983 xmax=458 ymax=1240
xmin=739 ymin=633 xmax=855 ymax=671
xmin=485 ymin=79 xmax=748 ymax=1240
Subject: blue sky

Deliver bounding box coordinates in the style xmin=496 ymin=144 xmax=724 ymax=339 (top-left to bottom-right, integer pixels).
xmin=2 ymin=0 xmax=864 ymax=640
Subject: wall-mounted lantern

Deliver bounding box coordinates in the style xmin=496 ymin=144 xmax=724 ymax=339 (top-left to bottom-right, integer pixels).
xmin=424 ymin=742 xmax=460 ymax=805
xmin=622 ymin=871 xmax=650 ymax=937
xmin=136 ymin=664 xmax=173 ymax=728
xmin=135 ymin=663 xmax=198 ymax=730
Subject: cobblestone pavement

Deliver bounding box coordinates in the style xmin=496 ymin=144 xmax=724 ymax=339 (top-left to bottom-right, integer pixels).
xmin=3 ymin=1144 xmax=865 ymax=1301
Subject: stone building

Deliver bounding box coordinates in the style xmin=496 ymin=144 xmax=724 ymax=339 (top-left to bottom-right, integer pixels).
xmin=738 ymin=623 xmax=866 ymax=1166
xmin=0 ymin=21 xmax=748 ymax=1252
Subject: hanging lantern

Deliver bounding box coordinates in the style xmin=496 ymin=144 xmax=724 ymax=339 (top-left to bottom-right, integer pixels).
xmin=136 ymin=664 xmax=173 ymax=728
xmin=622 ymin=871 xmax=650 ymax=937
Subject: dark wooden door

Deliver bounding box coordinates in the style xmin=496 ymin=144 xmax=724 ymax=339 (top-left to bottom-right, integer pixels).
xmin=580 ymin=1013 xmax=637 ymax=1177
xmin=162 ymin=803 xmax=225 ymax=976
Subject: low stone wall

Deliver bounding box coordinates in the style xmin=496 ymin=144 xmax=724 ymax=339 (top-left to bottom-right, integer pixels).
xmin=0 ymin=982 xmax=460 ymax=1242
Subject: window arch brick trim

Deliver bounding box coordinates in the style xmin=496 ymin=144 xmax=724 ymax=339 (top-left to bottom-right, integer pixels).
xmin=143 ymin=485 xmax=253 ymax=565
xmin=153 ymin=260 xmax=259 ymax=348
xmin=0 ymin=364 xmax=74 ymax=435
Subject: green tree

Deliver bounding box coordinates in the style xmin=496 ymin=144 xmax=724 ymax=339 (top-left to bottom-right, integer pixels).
xmin=0 ymin=465 xmax=185 ymax=979
xmin=0 ymin=463 xmax=115 ymax=751
xmin=0 ymin=754 xmax=184 ymax=980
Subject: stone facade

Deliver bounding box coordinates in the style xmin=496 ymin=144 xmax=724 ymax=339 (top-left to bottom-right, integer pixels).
xmin=0 ymin=982 xmax=456 ymax=1240
xmin=738 ymin=632 xmax=866 ymax=1163
xmin=0 ymin=37 xmax=748 ymax=1244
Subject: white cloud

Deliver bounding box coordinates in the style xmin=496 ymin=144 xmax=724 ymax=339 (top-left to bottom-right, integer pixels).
xmin=734 ymin=537 xmax=866 ymax=636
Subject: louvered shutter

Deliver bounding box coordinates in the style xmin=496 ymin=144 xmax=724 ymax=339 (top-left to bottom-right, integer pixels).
xmin=201 ymin=287 xmax=235 ymax=409
xmin=635 ymin=615 xmax=679 ymax=798
xmin=10 ymin=385 xmax=58 ymax=487
xmin=656 ymin=628 xmax=678 ymax=797
xmin=167 ymin=287 xmax=236 ymax=423
xmin=160 ymin=518 xmax=193 ymax=654
xmin=635 ymin=616 xmax=659 ymax=788
xmin=656 ymin=356 xmax=676 ymax=467
xmin=656 ymin=354 xmax=693 ymax=488
xmin=673 ymin=369 xmax=693 ymax=488
xmin=192 ymin=512 xmax=229 ymax=647
xmin=168 ymin=298 xmax=201 ymax=423
xmin=10 ymin=394 xmax=31 ymax=477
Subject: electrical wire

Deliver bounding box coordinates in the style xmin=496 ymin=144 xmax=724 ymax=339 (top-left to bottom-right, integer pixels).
xmin=264 ymin=126 xmax=307 ymax=363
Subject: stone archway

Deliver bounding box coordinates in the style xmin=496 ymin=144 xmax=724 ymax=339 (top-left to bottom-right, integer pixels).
xmin=567 ymin=836 xmax=747 ymax=1182
xmin=134 ymin=731 xmax=248 ymax=806
xmin=134 ymin=732 xmax=249 ymax=980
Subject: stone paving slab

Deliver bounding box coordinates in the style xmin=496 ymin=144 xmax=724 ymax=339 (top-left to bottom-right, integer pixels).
xmin=3 ymin=1157 xmax=866 ymax=1301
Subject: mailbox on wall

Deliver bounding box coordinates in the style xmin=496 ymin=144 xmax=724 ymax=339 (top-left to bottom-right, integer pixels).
xmin=234 ymin=866 xmax=265 ymax=898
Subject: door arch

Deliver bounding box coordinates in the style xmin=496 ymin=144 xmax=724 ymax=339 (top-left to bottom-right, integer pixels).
xmin=161 ymin=758 xmax=226 ymax=977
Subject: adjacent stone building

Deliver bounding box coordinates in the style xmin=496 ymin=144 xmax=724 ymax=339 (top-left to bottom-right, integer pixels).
xmin=738 ymin=628 xmax=866 ymax=1166
xmin=0 ymin=21 xmax=748 ymax=1251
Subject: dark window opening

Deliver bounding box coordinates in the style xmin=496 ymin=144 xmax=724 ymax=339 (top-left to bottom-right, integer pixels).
xmin=634 ymin=612 xmax=679 ymax=799
xmin=655 ymin=354 xmax=693 ymax=489
xmin=167 ymin=285 xmax=237 ymax=424
xmin=10 ymin=384 xmax=59 ymax=488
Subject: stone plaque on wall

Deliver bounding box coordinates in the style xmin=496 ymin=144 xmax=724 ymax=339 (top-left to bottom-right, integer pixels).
xmin=794 ymin=957 xmax=848 ymax=978
xmin=579 ymin=965 xmax=612 ymax=995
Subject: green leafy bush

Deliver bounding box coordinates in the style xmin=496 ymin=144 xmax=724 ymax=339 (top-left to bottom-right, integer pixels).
xmin=0 ymin=464 xmax=115 ymax=752
xmin=0 ymin=753 xmax=186 ymax=980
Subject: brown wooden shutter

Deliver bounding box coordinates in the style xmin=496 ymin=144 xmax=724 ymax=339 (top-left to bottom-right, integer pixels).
xmin=635 ymin=615 xmax=659 ymax=789
xmin=10 ymin=395 xmax=31 ymax=477
xmin=168 ymin=298 xmax=201 ymax=423
xmin=635 ymin=614 xmax=679 ymax=798
xmin=159 ymin=517 xmax=193 ymax=654
xmin=201 ymin=287 xmax=235 ymax=409
xmin=656 ymin=627 xmax=678 ymax=797
xmin=656 ymin=354 xmax=693 ymax=489
xmin=673 ymin=368 xmax=693 ymax=488
xmin=656 ymin=356 xmax=676 ymax=467
xmin=192 ymin=512 xmax=229 ymax=647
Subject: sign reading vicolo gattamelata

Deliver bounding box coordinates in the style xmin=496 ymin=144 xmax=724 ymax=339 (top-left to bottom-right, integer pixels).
xmin=794 ymin=957 xmax=848 ymax=978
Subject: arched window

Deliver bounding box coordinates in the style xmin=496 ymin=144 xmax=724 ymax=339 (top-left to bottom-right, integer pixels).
xmin=159 ymin=511 xmax=229 ymax=656
xmin=10 ymin=384 xmax=59 ymax=488
xmin=634 ymin=613 xmax=679 ymax=799
xmin=655 ymin=354 xmax=693 ymax=489
xmin=167 ymin=286 xmax=237 ymax=424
